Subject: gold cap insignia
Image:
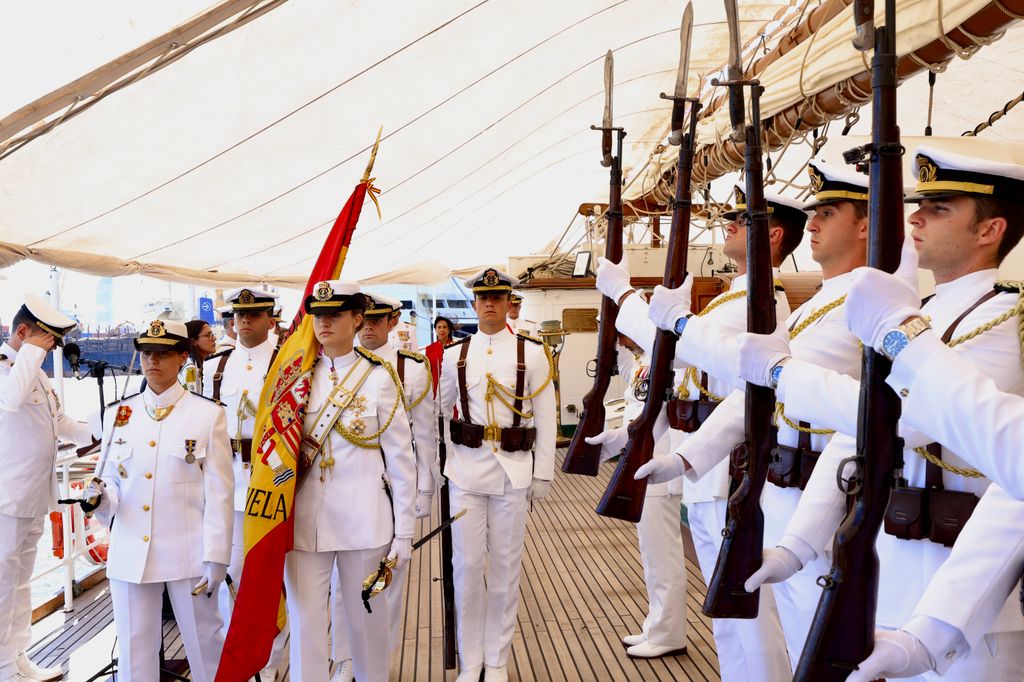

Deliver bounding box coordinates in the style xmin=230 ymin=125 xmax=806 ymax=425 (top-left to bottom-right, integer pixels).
xmin=809 ymin=166 xmax=824 ymax=193
xmin=917 ymin=155 xmax=938 ymax=184
xmin=148 ymin=320 xmax=166 ymax=338
xmin=482 ymin=269 xmax=500 ymax=287
xmin=314 ymin=281 xmax=334 ymax=301
xmin=238 ymin=289 xmax=256 ymax=305
xmin=735 ymin=187 xmax=747 ymax=205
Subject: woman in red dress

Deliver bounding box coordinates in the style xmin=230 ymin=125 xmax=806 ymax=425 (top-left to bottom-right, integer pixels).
xmin=423 ymin=316 xmax=453 ymax=396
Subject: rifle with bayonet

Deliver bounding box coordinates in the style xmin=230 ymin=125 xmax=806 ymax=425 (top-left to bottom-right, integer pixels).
xmin=795 ymin=0 xmax=904 ymax=676
xmin=598 ymin=2 xmax=700 ymax=522
xmin=436 ymin=414 xmax=458 ymax=669
xmin=703 ymin=0 xmax=778 ymax=618
xmin=562 ymin=50 xmax=626 ymax=477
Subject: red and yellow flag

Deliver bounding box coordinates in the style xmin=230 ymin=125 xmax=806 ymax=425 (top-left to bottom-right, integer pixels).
xmin=216 ymin=130 xmax=383 ymax=682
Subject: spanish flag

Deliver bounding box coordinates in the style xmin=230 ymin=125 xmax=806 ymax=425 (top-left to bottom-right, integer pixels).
xmin=216 ymin=130 xmax=383 ymax=682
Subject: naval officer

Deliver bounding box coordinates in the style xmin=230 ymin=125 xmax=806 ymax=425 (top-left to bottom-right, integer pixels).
xmin=87 ymin=320 xmax=234 ymax=682
xmin=0 ymin=296 xmax=93 ymax=682
xmin=438 ymin=268 xmax=556 ymax=682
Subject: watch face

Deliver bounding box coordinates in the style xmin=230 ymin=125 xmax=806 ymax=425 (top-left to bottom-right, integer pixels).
xmin=770 ymin=364 xmax=784 ymax=387
xmin=882 ymin=330 xmax=908 ymax=359
xmin=674 ymin=317 xmax=687 ymax=336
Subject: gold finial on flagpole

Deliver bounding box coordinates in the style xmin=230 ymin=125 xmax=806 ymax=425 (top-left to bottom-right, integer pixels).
xmin=362 ymin=125 xmax=383 ymax=183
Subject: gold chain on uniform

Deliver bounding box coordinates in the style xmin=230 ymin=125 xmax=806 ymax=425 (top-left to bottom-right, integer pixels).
xmin=484 ymin=342 xmax=555 ymax=432
xmin=331 ymin=358 xmax=403 ymax=450
xmin=911 ymin=285 xmax=1024 ymax=479
xmin=404 ymin=355 xmax=433 ymax=410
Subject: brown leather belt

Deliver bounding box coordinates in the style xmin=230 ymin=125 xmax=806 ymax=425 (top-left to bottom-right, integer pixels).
xmin=231 ymin=438 xmax=253 ymax=464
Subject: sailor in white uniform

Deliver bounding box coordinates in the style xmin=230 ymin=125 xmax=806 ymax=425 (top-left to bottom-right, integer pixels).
xmin=329 ymin=293 xmax=436 ymax=681
xmin=201 ymin=287 xmax=287 ymax=681
xmin=87 ymin=320 xmax=234 ymax=682
xmin=587 ymin=333 xmax=688 ymax=658
xmin=216 ymin=306 xmax=237 ymax=351
xmin=506 ymin=293 xmax=536 ymax=335
xmin=438 ymin=268 xmax=556 ymax=682
xmin=746 ymin=140 xmax=1024 ymax=680
xmin=284 ymin=282 xmax=415 ymax=682
xmin=594 ymin=188 xmax=804 ymax=681
xmin=0 ymin=296 xmax=93 ymax=682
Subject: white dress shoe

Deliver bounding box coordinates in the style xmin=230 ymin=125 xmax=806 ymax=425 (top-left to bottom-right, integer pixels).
xmin=626 ymin=640 xmax=688 ymax=658
xmin=330 ymin=659 xmax=354 ymax=682
xmin=621 ymin=633 xmax=645 ymax=647
xmin=455 ymin=664 xmax=483 ymax=682
xmin=15 ymin=655 xmax=62 ymax=682
xmin=483 ymin=665 xmax=508 ymax=682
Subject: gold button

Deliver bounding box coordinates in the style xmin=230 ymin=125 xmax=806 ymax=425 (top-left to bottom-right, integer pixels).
xmin=143 ymin=505 xmax=150 ymax=511
xmin=145 ymin=472 xmax=153 ymax=479
xmin=149 ymin=440 xmax=156 ymax=447
xmin=486 ymin=348 xmax=493 ymax=355
xmin=142 ymin=535 xmax=149 ymax=542
xmin=899 ymin=388 xmax=909 ymax=398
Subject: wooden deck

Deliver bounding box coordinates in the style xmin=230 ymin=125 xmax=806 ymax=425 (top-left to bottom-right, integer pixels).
xmin=29 ymin=450 xmax=720 ymax=681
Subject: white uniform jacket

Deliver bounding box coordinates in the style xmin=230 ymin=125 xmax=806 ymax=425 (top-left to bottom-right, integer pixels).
xmin=903 ymin=483 xmax=1024 ymax=673
xmin=887 ymin=329 xmax=1024 ymax=500
xmin=614 ymin=272 xmax=790 ymax=503
xmin=292 ymin=348 xmax=416 ymax=550
xmin=620 ymin=353 xmax=681 ymax=497
xmin=97 ymin=383 xmax=234 ymax=583
xmin=439 ymin=329 xmax=555 ymax=495
xmin=0 ymin=342 xmax=94 ymax=518
xmin=202 ymin=338 xmax=278 ymax=511
xmin=362 ymin=343 xmax=438 ymax=494
xmin=776 ymin=269 xmax=1024 ymax=631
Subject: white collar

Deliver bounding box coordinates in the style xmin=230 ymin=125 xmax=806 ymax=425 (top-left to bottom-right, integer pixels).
xmin=145 ymin=381 xmax=186 ymax=408
xmin=0 ymin=342 xmax=17 ymax=361
xmin=933 ymin=268 xmax=998 ymax=300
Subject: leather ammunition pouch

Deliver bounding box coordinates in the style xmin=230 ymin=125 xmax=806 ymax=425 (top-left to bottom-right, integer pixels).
xmin=499 ymin=425 xmax=537 ymax=453
xmin=231 ymin=438 xmax=253 ymax=464
xmin=449 ymin=418 xmax=484 ymax=449
xmin=884 ymin=443 xmax=978 ymax=546
xmin=768 ymin=422 xmax=819 ymax=490
xmin=667 ymin=370 xmax=718 ymax=432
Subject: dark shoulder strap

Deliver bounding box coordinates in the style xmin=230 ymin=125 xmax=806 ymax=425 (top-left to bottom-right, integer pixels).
xmin=212 ymin=352 xmax=231 ymax=401
xmin=798 ymin=421 xmax=812 ymax=452
xmin=397 ymin=353 xmax=406 ymax=386
xmin=940 ymin=289 xmax=1000 ymax=343
xmin=512 ymin=336 xmax=527 ymax=429
xmin=925 ymin=442 xmax=944 ymax=489
xmin=457 ymin=337 xmax=472 ymax=422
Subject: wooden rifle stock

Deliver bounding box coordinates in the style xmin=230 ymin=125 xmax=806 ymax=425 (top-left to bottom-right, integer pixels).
xmin=437 ymin=415 xmax=458 ymax=669
xmin=795 ymin=0 xmax=904 ymax=676
xmin=562 ymin=128 xmax=626 ymax=476
xmin=597 ymin=100 xmax=701 ymax=521
xmin=703 ymin=85 xmax=777 ymax=619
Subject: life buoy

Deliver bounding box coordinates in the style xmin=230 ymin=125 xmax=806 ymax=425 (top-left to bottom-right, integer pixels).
xmin=48 ymin=482 xmax=109 ymax=565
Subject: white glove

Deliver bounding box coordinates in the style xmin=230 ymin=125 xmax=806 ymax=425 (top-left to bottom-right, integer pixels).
xmin=894 ymin=231 xmax=920 ymax=290
xmin=193 ymin=561 xmax=227 ymax=598
xmin=387 ymin=536 xmax=413 ymax=569
xmin=845 ymin=267 xmax=922 ymax=352
xmin=414 ymin=491 xmax=434 ymax=519
xmin=527 ymin=478 xmax=552 ymax=502
xmin=743 ymin=546 xmax=802 ymax=593
xmin=83 ymin=478 xmax=110 ymax=516
xmin=595 ymin=256 xmax=633 ymax=302
xmin=634 ymin=453 xmax=686 ymax=484
xmin=846 ymin=629 xmax=935 ymax=681
xmin=585 ymin=427 xmax=628 ymax=463
xmin=736 ymin=331 xmax=791 ymax=387
xmin=647 ymin=279 xmax=693 ymax=332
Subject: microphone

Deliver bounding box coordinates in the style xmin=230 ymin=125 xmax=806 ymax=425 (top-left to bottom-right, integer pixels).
xmin=64 ymin=342 xmax=82 ymax=379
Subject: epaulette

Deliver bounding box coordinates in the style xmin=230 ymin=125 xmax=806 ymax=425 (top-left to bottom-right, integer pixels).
xmin=106 ymin=391 xmax=143 ymax=408
xmin=190 ymin=392 xmax=226 ymax=407
xmin=774 ymin=283 xmax=786 ymax=293
xmin=355 ymin=346 xmax=384 ymax=365
xmin=445 ymin=336 xmax=470 ymax=349
xmin=398 ymin=349 xmax=427 ymax=363
xmin=517 ymin=331 xmax=544 ymax=345
xmin=995 ymin=280 xmax=1023 ymax=294
xmin=206 ymin=348 xmax=234 ymax=361
xmin=0 ymin=354 xmax=7 ymax=362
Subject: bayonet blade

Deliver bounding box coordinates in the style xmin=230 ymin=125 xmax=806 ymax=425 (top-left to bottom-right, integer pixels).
xmin=722 ymin=0 xmax=746 ymax=141
xmin=667 ymin=2 xmax=694 ymax=145
xmin=600 ymin=49 xmax=614 ymax=166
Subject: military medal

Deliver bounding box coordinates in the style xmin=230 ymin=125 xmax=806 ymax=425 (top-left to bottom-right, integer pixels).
xmin=114 ymin=405 xmax=132 ymax=427
xmin=118 ymin=464 xmax=128 ymax=478
xmin=184 ymin=439 xmax=197 ymax=464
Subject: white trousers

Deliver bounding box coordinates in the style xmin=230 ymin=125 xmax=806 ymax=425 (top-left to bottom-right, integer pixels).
xmin=449 ymin=479 xmax=529 ymax=670
xmin=285 ymin=546 xmax=392 ymax=682
xmin=892 ymin=630 xmax=1024 ymax=682
xmin=771 ymin=550 xmax=831 ymax=671
xmin=330 ymin=561 xmax=407 ymax=661
xmin=109 ymin=577 xmax=224 ymax=682
xmin=687 ymin=499 xmax=792 ymax=682
xmin=636 ymin=494 xmax=688 ymax=648
xmin=219 ymin=510 xmax=288 ymax=668
xmin=0 ymin=514 xmax=43 ymax=673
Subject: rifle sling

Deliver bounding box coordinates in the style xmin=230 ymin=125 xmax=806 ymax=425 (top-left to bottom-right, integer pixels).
xmin=456 ymin=338 xmax=472 ymax=424
xmin=512 ymin=336 xmax=526 ymax=429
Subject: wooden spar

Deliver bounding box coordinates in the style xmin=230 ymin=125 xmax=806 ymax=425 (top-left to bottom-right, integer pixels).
xmin=641 ymin=0 xmax=1024 ymax=204
xmin=0 ymin=0 xmax=290 ymax=149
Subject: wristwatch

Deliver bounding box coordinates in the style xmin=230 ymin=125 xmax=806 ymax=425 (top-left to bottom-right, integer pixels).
xmin=768 ymin=357 xmax=790 ymax=389
xmin=673 ymin=313 xmax=694 ymax=337
xmin=880 ymin=316 xmax=931 ymax=360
